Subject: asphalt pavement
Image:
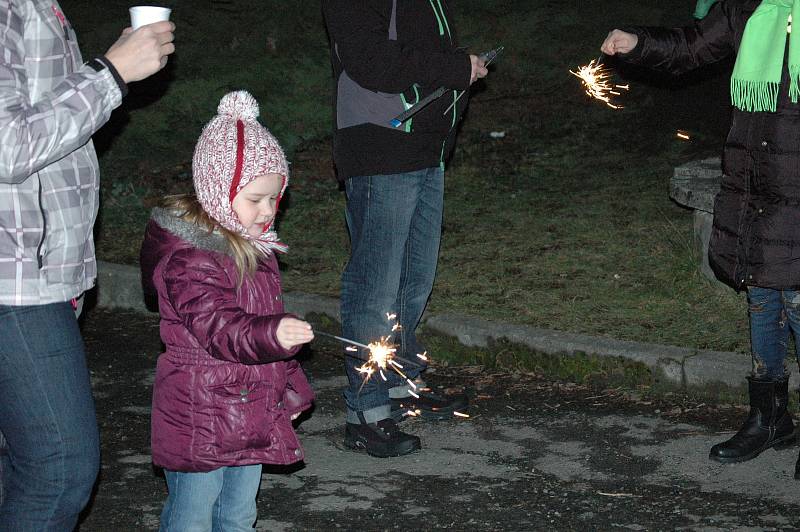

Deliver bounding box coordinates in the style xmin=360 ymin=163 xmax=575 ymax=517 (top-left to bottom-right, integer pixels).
xmin=71 ymin=308 xmax=800 ymax=531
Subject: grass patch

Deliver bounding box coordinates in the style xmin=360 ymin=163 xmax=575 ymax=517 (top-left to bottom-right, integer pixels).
xmin=63 ymin=0 xmax=749 ymax=354
xmin=419 ymin=327 xmax=656 ymax=389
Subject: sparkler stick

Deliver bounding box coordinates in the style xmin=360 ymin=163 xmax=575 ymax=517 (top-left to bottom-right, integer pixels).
xmin=315 ymin=330 xmax=370 ymax=350
xmin=390 ymin=87 xmax=448 ymax=128
xmin=391 ymin=46 xmax=505 ymax=126
xmin=443 ymin=46 xmax=505 ymax=115
xmin=314 ymin=330 xmax=424 ymax=368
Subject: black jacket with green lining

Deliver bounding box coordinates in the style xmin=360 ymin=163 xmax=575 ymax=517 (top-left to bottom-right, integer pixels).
xmin=322 ymin=0 xmax=472 ymax=180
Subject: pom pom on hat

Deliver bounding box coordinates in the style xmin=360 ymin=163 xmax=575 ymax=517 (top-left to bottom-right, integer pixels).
xmin=192 ymin=90 xmax=289 ymax=254
xmin=217 ymin=90 xmax=260 ymax=121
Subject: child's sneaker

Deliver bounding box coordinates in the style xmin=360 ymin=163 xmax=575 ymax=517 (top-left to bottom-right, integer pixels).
xmin=344 ymin=418 xmax=421 ymax=457
xmin=390 ymin=387 xmax=469 ymax=421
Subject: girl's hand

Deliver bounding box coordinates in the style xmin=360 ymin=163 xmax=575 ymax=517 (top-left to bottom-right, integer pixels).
xmin=601 ymin=30 xmax=638 ymax=55
xmin=276 ymin=317 xmax=314 ymax=351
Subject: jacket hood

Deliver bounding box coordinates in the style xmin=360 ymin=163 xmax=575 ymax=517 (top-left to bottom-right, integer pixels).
xmin=140 ymin=207 xmax=232 ymax=304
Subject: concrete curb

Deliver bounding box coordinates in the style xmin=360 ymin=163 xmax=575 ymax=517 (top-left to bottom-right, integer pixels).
xmin=95 ymin=260 xmax=771 ymax=390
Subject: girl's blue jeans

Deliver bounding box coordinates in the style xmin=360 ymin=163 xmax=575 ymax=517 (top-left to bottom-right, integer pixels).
xmin=341 ymin=168 xmax=444 ymax=422
xmin=159 ymin=465 xmax=262 ymax=531
xmin=0 ymin=302 xmax=99 ymax=531
xmin=747 ymin=286 xmax=800 ymax=380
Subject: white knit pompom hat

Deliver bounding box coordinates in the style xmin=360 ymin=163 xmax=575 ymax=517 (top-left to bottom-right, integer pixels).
xmin=193 ymin=90 xmax=289 ymax=254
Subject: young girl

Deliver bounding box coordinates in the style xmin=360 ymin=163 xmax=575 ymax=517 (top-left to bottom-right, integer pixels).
xmin=602 ymin=0 xmax=799 ymax=473
xmin=140 ymin=90 xmax=315 ymax=530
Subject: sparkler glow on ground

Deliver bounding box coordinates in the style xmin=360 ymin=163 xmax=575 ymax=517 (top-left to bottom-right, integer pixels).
xmin=569 ymin=58 xmax=629 ymax=109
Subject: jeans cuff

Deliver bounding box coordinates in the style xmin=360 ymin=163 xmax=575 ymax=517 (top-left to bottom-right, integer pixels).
xmin=346 ymin=405 xmax=391 ymax=424
xmin=388 ymin=378 xmax=427 ymax=399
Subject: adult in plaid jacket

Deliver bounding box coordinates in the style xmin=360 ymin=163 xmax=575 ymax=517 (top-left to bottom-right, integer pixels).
xmin=0 ymin=1 xmax=174 ymax=529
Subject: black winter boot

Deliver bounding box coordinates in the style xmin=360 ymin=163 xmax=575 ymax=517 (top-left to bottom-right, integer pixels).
xmin=709 ymin=377 xmax=796 ymax=464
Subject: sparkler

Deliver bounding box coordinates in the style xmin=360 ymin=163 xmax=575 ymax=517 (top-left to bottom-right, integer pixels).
xmin=569 ymin=56 xmax=629 ymax=109
xmin=314 ymin=331 xmax=424 ymax=374
xmin=315 ymin=314 xmax=471 ymax=420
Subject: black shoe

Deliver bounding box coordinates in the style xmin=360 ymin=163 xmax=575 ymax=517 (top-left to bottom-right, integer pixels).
xmin=709 ymin=377 xmax=796 ymax=464
xmin=391 ymin=386 xmax=469 ymax=422
xmin=344 ymin=418 xmax=421 ymax=458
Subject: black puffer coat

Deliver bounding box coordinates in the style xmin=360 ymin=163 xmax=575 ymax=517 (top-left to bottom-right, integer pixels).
xmin=622 ymin=0 xmax=800 ymax=291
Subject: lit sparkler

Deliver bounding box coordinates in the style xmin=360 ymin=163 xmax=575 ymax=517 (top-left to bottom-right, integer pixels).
xmin=569 ymin=58 xmax=629 ymax=109
xmin=316 ymin=319 xmax=471 ymax=421
xmin=314 ymin=331 xmax=423 ymax=382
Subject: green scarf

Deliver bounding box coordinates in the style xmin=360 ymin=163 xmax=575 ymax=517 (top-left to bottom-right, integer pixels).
xmin=694 ymin=0 xmax=717 ymax=19
xmin=731 ymin=0 xmax=799 ymax=112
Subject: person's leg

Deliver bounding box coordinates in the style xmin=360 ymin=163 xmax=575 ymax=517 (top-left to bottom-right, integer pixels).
xmin=0 ymin=430 xmax=7 ymax=507
xmin=211 ymin=464 xmax=261 ymax=532
xmin=159 ymin=468 xmax=224 ymax=532
xmin=394 ymin=166 xmax=443 ymax=366
xmin=777 ymin=289 xmax=800 ymax=479
xmin=341 ymin=172 xmax=421 ymax=420
xmin=709 ymin=287 xmax=795 ymax=463
xmin=749 ymin=287 xmax=791 ymax=380
xmin=782 ymin=288 xmax=800 ymax=373
xmin=340 ymin=171 xmax=422 ymax=456
xmin=0 ymin=302 xmax=100 ymax=531
xmin=385 ymin=167 xmax=467 ymax=420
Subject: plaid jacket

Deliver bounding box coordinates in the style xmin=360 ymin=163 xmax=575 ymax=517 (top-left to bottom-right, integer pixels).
xmin=0 ymin=0 xmax=122 ymax=305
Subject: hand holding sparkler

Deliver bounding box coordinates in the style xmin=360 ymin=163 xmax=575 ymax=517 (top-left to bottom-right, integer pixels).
xmin=600 ymin=29 xmax=639 ymax=56
xmin=470 ymin=54 xmax=489 ymax=84
xmin=276 ymin=317 xmax=314 ymax=351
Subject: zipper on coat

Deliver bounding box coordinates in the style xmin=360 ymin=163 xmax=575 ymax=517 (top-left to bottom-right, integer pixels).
xmin=428 ymin=0 xmax=459 ymax=168
xmin=427 ymin=0 xmax=445 ymax=36
xmin=35 ymin=175 xmax=46 ymax=269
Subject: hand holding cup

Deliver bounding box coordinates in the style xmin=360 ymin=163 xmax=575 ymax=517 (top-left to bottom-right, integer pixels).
xmin=104 ymin=8 xmax=175 ymax=84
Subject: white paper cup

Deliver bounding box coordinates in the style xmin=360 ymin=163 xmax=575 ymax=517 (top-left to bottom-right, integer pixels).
xmin=129 ymin=6 xmax=171 ymax=30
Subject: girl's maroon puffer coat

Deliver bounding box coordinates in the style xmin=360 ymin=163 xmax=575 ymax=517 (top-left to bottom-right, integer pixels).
xmin=140 ymin=208 xmax=314 ymax=472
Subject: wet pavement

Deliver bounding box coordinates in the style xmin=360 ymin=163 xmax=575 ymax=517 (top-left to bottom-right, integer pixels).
xmin=75 ymin=309 xmax=800 ymax=531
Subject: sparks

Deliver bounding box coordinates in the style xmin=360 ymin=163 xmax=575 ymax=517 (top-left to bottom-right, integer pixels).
xmin=417 ymin=351 xmax=428 ymax=362
xmin=319 ymin=314 xmax=430 ymax=386
xmin=453 ymin=411 xmax=470 ymax=418
xmin=676 ymin=130 xmax=690 ymax=141
xmin=354 ymin=336 xmax=404 ymax=384
xmin=569 ymin=59 xmax=629 ymax=109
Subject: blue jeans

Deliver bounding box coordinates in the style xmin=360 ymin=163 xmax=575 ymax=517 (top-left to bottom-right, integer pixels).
xmin=747 ymin=286 xmax=800 ymax=379
xmin=159 ymin=465 xmax=262 ymax=531
xmin=341 ymin=168 xmax=444 ymax=422
xmin=0 ymin=302 xmax=99 ymax=530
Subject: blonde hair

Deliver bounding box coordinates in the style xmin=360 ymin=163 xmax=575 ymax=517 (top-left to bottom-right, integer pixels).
xmin=160 ymin=194 xmax=261 ymax=282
